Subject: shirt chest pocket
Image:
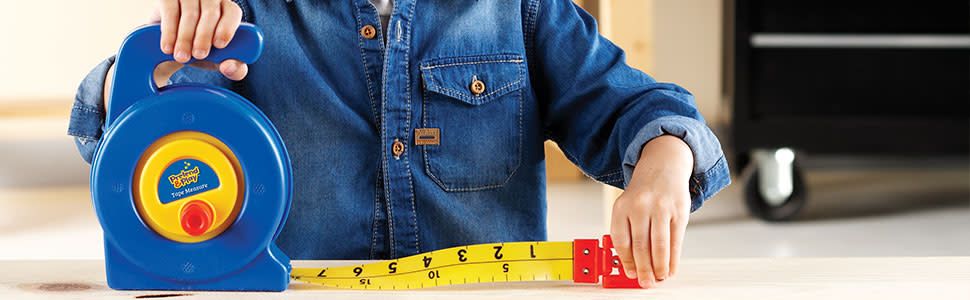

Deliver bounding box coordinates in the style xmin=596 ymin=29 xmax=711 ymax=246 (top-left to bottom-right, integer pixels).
xmin=419 ymin=54 xmax=525 ymax=192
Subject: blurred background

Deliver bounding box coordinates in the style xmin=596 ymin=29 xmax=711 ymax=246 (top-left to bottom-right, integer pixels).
xmin=0 ymin=0 xmax=967 ymax=260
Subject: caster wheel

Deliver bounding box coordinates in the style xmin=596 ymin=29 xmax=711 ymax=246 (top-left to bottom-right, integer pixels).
xmin=744 ymin=159 xmax=807 ymax=222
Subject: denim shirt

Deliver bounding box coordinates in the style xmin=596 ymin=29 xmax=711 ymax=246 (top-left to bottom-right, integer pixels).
xmin=68 ymin=0 xmax=730 ymax=260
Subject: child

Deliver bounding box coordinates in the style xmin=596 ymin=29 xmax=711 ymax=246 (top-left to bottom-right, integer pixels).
xmin=68 ymin=0 xmax=730 ymax=289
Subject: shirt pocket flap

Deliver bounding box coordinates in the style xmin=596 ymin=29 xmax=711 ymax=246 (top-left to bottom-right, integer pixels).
xmin=420 ymin=54 xmax=526 ymax=105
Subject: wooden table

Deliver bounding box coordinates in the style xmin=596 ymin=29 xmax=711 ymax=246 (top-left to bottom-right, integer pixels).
xmin=2 ymin=257 xmax=968 ymax=299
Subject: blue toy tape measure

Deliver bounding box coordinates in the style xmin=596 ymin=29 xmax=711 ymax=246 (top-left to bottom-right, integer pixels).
xmin=90 ymin=23 xmax=292 ymax=291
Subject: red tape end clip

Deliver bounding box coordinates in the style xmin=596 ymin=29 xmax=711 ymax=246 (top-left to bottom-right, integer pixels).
xmin=572 ymin=235 xmax=641 ymax=288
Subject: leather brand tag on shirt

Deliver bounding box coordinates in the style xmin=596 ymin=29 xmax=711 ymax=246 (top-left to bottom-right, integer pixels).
xmin=414 ymin=128 xmax=440 ymax=146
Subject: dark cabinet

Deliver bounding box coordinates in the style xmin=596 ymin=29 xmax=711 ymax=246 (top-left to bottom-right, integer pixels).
xmin=730 ymin=0 xmax=970 ymax=220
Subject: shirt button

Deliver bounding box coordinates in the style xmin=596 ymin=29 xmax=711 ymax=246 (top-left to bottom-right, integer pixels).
xmin=470 ymin=79 xmax=486 ymax=95
xmin=361 ymin=25 xmax=377 ymax=39
xmin=392 ymin=140 xmax=405 ymax=156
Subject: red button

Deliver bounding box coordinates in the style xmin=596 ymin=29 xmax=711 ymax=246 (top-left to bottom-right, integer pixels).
xmin=180 ymin=200 xmax=213 ymax=236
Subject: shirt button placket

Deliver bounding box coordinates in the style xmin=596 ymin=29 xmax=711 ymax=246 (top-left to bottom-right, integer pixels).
xmin=379 ymin=0 xmax=420 ymax=257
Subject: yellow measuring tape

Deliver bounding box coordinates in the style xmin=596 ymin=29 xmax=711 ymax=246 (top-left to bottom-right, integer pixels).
xmin=290 ymin=235 xmax=641 ymax=289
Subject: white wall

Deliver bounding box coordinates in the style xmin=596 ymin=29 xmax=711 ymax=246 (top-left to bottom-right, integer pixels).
xmin=0 ymin=0 xmax=154 ymax=102
xmin=653 ymin=0 xmax=726 ymax=125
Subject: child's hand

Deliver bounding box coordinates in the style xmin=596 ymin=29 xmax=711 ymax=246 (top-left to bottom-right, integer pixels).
xmin=150 ymin=0 xmax=247 ymax=81
xmin=610 ymin=135 xmax=693 ymax=288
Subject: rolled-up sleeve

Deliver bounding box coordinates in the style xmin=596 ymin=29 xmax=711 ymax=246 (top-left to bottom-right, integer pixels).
xmin=621 ymin=115 xmax=731 ymax=212
xmin=528 ymin=0 xmax=730 ymax=212
xmin=68 ymin=56 xmax=115 ymax=164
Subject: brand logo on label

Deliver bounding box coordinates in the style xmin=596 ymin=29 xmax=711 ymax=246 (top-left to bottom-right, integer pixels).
xmin=168 ymin=162 xmax=200 ymax=189
xmin=158 ymin=159 xmax=220 ymax=204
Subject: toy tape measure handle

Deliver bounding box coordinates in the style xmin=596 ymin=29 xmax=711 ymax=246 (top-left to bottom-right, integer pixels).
xmin=572 ymin=235 xmax=641 ymax=288
xmin=106 ymin=22 xmax=264 ymax=127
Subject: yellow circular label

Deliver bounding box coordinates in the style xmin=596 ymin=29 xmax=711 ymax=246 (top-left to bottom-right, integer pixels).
xmin=133 ymin=131 xmax=244 ymax=243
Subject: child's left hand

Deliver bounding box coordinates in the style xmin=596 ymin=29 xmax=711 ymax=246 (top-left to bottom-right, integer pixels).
xmin=610 ymin=135 xmax=693 ymax=288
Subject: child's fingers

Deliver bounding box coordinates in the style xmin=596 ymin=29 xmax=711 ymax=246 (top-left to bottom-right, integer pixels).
xmin=213 ymin=0 xmax=242 ymax=49
xmin=192 ymin=0 xmax=222 ymax=59
xmin=669 ymin=213 xmax=688 ymax=277
xmin=609 ymin=203 xmax=637 ymax=280
xmin=219 ymin=60 xmax=248 ymax=81
xmin=631 ymin=216 xmax=656 ymax=288
xmin=174 ymin=0 xmax=201 ymax=63
xmin=157 ymin=0 xmax=180 ymax=54
xmin=650 ymin=214 xmax=671 ymax=281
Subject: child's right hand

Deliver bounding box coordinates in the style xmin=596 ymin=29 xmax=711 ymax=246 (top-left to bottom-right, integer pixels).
xmin=150 ymin=0 xmax=248 ymax=81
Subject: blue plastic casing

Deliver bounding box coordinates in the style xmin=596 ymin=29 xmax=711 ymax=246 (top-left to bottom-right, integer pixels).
xmin=90 ymin=23 xmax=293 ymax=291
